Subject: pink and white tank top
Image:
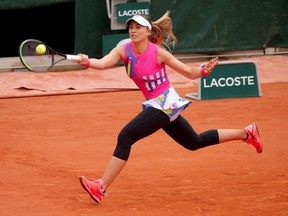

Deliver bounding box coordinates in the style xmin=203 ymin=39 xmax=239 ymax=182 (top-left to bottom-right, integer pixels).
xmin=123 ymin=42 xmax=170 ymax=99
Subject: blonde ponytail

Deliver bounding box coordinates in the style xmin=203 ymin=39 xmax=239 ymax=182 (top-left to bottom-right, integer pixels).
xmin=148 ymin=11 xmax=177 ymax=50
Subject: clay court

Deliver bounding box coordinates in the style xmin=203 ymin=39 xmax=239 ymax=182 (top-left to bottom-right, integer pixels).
xmin=0 ymin=56 xmax=288 ymax=216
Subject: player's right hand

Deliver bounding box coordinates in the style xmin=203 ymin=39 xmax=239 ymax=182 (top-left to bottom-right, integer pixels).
xmin=77 ymin=53 xmax=89 ymax=65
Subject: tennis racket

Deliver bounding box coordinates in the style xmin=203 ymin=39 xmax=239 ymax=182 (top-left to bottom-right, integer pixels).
xmin=19 ymin=39 xmax=80 ymax=72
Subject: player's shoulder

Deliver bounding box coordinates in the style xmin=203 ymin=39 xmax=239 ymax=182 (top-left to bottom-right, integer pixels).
xmin=157 ymin=45 xmax=177 ymax=65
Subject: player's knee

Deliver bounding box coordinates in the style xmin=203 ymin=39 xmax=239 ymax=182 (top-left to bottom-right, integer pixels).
xmin=116 ymin=130 xmax=136 ymax=150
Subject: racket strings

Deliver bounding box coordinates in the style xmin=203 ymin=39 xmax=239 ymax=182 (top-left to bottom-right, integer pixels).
xmin=20 ymin=41 xmax=53 ymax=71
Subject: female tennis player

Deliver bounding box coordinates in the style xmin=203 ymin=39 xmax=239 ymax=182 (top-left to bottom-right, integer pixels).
xmin=77 ymin=11 xmax=263 ymax=204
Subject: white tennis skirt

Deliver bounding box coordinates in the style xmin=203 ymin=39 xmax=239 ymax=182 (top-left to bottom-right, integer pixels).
xmin=142 ymin=87 xmax=191 ymax=122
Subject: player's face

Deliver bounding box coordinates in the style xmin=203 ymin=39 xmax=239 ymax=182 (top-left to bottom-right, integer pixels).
xmin=128 ymin=21 xmax=150 ymax=43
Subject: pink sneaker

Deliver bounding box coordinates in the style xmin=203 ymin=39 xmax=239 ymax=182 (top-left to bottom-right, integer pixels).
xmin=244 ymin=123 xmax=263 ymax=153
xmin=79 ymin=176 xmax=105 ymax=204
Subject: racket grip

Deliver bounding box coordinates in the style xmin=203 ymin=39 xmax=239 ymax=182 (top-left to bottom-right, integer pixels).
xmin=66 ymin=54 xmax=80 ymax=61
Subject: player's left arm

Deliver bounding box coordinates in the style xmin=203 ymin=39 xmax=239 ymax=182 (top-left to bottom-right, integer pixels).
xmin=158 ymin=47 xmax=218 ymax=79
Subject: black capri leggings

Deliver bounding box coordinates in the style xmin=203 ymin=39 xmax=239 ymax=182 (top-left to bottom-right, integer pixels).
xmin=113 ymin=107 xmax=219 ymax=161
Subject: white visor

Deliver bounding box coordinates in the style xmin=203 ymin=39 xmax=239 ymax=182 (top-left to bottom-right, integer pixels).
xmin=126 ymin=15 xmax=152 ymax=30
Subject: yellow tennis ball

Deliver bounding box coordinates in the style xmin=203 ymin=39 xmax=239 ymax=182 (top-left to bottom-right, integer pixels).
xmin=36 ymin=44 xmax=46 ymax=55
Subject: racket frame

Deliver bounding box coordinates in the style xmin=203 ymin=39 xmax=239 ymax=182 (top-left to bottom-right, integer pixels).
xmin=19 ymin=39 xmax=80 ymax=72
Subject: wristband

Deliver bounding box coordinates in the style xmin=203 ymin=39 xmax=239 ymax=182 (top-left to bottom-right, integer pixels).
xmin=82 ymin=59 xmax=90 ymax=67
xmin=200 ymin=67 xmax=208 ymax=77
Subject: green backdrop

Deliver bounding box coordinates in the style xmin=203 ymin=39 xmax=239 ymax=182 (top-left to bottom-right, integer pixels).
xmin=0 ymin=0 xmax=287 ymax=57
xmin=150 ymin=0 xmax=288 ymax=53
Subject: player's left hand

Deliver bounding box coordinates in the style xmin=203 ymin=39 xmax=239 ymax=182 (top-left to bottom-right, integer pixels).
xmin=203 ymin=57 xmax=219 ymax=75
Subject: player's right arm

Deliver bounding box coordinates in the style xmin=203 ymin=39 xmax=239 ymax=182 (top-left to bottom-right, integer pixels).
xmin=78 ymin=46 xmax=124 ymax=69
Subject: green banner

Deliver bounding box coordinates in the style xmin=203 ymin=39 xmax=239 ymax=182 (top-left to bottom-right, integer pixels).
xmin=200 ymin=61 xmax=262 ymax=100
xmin=116 ymin=2 xmax=150 ymax=23
xmin=186 ymin=61 xmax=262 ymax=100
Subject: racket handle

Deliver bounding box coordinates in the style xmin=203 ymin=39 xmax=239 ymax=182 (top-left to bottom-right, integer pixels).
xmin=66 ymin=54 xmax=80 ymax=61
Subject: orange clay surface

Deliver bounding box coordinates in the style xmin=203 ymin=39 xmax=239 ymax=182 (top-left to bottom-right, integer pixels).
xmin=0 ymin=56 xmax=288 ymax=216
